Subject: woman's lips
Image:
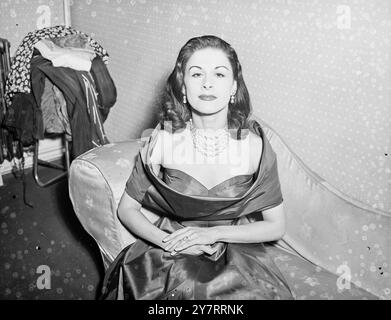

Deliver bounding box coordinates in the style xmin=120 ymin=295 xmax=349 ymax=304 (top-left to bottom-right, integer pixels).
xmin=199 ymin=94 xmax=217 ymax=101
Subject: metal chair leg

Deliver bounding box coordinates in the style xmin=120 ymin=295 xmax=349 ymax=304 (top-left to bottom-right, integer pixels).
xmin=33 ymin=135 xmax=69 ymax=187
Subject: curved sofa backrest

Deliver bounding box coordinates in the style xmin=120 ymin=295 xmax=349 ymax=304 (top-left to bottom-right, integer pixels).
xmin=255 ymin=116 xmax=390 ymax=299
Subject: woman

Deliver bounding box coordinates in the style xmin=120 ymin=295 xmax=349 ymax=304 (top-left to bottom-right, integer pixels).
xmin=100 ymin=35 xmax=294 ymax=300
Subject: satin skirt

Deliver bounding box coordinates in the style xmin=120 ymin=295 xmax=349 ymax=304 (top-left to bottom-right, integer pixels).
xmin=100 ymin=217 xmax=294 ymax=300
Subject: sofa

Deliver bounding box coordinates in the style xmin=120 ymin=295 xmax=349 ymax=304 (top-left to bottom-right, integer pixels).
xmin=68 ymin=118 xmax=390 ymax=300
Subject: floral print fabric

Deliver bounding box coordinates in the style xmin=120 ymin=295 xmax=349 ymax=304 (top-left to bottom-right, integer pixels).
xmin=5 ymin=25 xmax=109 ymax=102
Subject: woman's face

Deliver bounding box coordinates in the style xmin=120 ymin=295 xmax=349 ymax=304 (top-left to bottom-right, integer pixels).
xmin=182 ymin=48 xmax=237 ymax=115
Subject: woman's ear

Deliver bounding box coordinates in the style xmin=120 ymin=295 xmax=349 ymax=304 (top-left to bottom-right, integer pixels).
xmin=182 ymin=86 xmax=186 ymax=96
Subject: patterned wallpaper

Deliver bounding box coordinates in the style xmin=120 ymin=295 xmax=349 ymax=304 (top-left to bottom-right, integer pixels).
xmin=0 ymin=0 xmax=65 ymax=56
xmin=1 ymin=0 xmax=390 ymax=213
xmin=70 ymin=0 xmax=391 ymax=214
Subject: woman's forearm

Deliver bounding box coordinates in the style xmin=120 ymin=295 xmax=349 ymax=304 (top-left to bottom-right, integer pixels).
xmin=118 ymin=205 xmax=169 ymax=250
xmin=213 ymin=220 xmax=285 ymax=244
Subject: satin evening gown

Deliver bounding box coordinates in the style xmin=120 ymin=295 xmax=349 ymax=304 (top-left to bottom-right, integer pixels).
xmin=100 ymin=120 xmax=294 ymax=300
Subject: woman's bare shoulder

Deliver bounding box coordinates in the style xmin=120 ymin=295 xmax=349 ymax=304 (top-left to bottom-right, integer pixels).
xmin=150 ymin=129 xmax=167 ymax=165
xmin=248 ymin=131 xmax=263 ymax=172
xmin=150 ymin=128 xmax=187 ymax=165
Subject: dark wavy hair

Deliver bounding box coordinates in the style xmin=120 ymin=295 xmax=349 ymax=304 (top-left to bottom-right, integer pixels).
xmin=159 ymin=35 xmax=252 ymax=139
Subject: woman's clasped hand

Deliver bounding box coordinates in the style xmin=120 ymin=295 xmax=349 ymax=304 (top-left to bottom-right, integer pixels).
xmin=162 ymin=227 xmax=218 ymax=256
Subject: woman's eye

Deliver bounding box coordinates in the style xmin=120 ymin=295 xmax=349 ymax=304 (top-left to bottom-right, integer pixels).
xmin=216 ymin=73 xmax=225 ymax=78
xmin=191 ymin=73 xmax=202 ymax=78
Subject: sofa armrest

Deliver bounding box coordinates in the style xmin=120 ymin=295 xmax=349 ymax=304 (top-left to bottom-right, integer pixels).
xmin=68 ymin=140 xmax=160 ymax=269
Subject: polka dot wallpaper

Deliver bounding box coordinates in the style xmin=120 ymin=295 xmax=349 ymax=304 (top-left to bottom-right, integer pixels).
xmin=0 ymin=0 xmax=65 ymax=56
xmin=1 ymin=0 xmax=389 ymax=213
xmin=70 ymin=0 xmax=391 ymax=214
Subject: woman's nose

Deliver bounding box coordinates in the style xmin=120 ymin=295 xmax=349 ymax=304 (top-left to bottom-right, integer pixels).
xmin=202 ymin=75 xmax=213 ymax=89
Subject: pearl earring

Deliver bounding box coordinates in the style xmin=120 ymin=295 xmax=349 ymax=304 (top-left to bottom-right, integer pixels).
xmin=230 ymin=94 xmax=235 ymax=104
xmin=183 ymin=95 xmax=187 ymax=104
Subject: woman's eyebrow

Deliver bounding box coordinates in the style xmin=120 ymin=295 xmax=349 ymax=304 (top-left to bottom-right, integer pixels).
xmin=188 ymin=66 xmax=202 ymax=71
xmin=188 ymin=65 xmax=230 ymax=71
xmin=215 ymin=66 xmax=230 ymax=70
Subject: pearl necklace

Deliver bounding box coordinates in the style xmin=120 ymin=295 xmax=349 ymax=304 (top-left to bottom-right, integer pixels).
xmin=188 ymin=119 xmax=229 ymax=157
